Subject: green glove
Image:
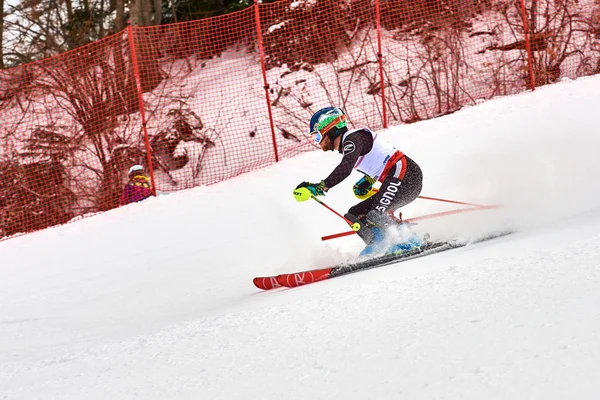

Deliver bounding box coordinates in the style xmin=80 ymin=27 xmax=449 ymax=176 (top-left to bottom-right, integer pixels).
xmin=353 ymin=175 xmax=376 ymax=199
xmin=296 ymin=181 xmax=326 ymax=196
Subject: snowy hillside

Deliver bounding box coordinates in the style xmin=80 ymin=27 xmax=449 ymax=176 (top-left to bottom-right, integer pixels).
xmin=2 ymin=76 xmax=600 ymax=399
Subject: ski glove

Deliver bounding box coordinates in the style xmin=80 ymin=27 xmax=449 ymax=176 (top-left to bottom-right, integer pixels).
xmin=294 ymin=181 xmax=326 ymax=200
xmin=353 ymin=175 xmax=377 ymax=200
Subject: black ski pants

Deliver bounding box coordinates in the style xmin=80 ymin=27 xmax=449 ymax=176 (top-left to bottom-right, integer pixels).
xmin=348 ymin=155 xmax=423 ymax=217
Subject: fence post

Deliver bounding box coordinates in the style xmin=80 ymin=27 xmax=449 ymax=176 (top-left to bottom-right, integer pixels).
xmin=374 ymin=0 xmax=388 ymax=129
xmin=253 ymin=0 xmax=280 ymax=162
xmin=518 ymin=0 xmax=536 ymax=91
xmin=126 ymin=23 xmax=157 ymax=195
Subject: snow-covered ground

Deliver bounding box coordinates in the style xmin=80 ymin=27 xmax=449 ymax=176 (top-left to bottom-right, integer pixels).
xmin=2 ymin=75 xmax=600 ymax=399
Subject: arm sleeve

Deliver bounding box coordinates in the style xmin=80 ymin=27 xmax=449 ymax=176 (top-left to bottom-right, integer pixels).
xmin=323 ymin=130 xmax=373 ymax=190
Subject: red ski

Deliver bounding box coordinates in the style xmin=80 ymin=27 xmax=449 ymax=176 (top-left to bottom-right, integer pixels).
xmin=253 ymin=231 xmax=513 ymax=290
xmin=253 ymin=241 xmax=453 ymax=290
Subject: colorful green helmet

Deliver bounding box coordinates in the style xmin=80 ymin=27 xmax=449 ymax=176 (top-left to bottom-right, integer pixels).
xmin=310 ymin=107 xmax=347 ymax=141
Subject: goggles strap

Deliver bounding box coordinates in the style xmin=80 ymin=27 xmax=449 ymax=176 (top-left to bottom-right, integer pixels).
xmin=319 ymin=114 xmax=346 ymax=137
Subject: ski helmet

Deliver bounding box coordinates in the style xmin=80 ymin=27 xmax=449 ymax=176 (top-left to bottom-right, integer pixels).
xmin=309 ymin=107 xmax=348 ymax=143
xmin=128 ymin=164 xmax=144 ymax=176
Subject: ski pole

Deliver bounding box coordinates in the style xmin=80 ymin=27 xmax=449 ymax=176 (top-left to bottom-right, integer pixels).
xmin=367 ymin=188 xmax=491 ymax=208
xmin=320 ymin=204 xmax=503 ymax=241
xmin=294 ymin=187 xmax=359 ymax=231
xmin=309 ymin=195 xmax=357 ymax=227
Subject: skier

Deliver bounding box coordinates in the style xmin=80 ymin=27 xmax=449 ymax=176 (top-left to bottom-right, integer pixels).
xmin=120 ymin=165 xmax=154 ymax=206
xmin=294 ymin=107 xmax=424 ymax=257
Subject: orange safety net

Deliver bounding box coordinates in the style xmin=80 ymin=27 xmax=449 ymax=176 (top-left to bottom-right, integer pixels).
xmin=1 ymin=0 xmax=599 ymax=239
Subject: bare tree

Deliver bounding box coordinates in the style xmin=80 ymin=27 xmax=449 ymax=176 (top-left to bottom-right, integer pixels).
xmin=492 ymin=0 xmax=590 ymax=86
xmin=3 ymin=0 xmax=120 ymax=66
xmin=115 ymin=0 xmax=126 ymax=31
xmin=0 ymin=154 xmax=76 ymax=237
xmin=270 ymin=27 xmax=385 ymax=142
xmin=23 ymin=38 xmax=153 ymax=210
xmin=129 ymin=0 xmax=162 ymax=26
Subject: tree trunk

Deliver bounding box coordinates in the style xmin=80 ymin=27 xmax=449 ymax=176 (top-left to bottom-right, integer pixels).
xmin=153 ymin=0 xmax=162 ymax=25
xmin=0 ymin=0 xmax=4 ymax=69
xmin=64 ymin=0 xmax=73 ymax=21
xmin=130 ymin=0 xmax=162 ymax=26
xmin=127 ymin=0 xmax=163 ymax=93
xmin=115 ymin=0 xmax=125 ymax=31
xmin=99 ymin=0 xmax=105 ymax=38
xmin=130 ymin=0 xmax=141 ymax=26
xmin=131 ymin=29 xmax=163 ymax=92
xmin=141 ymin=0 xmax=152 ymax=26
xmin=113 ymin=37 xmax=137 ymax=114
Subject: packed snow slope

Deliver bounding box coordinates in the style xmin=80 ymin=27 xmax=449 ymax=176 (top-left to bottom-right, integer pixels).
xmin=2 ymin=76 xmax=600 ymax=399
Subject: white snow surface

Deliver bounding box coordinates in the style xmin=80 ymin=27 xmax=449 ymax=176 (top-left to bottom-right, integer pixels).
xmin=2 ymin=76 xmax=600 ymax=399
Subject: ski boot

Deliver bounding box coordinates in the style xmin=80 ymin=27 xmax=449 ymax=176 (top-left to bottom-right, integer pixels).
xmin=365 ymin=210 xmax=423 ymax=255
xmin=358 ymin=226 xmax=387 ymax=258
xmin=384 ymin=234 xmax=423 ymax=255
xmin=345 ymin=213 xmax=389 ymax=258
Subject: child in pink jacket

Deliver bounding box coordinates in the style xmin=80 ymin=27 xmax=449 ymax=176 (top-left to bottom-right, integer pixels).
xmin=120 ymin=165 xmax=153 ymax=205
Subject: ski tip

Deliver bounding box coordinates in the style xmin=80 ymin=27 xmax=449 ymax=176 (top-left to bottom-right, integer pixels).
xmin=253 ymin=276 xmax=282 ymax=290
xmin=276 ymin=268 xmax=332 ymax=288
xmin=254 ymin=267 xmax=334 ymax=290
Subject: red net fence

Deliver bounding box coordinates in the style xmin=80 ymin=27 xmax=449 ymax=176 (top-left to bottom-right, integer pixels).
xmin=1 ymin=0 xmax=600 ymax=239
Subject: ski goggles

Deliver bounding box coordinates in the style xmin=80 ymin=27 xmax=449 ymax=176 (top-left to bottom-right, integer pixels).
xmin=310 ymin=115 xmax=346 ymax=144
xmin=310 ymin=130 xmax=325 ymax=144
